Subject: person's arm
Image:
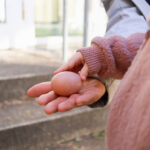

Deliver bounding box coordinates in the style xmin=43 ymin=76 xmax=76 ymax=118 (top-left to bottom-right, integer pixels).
xmin=56 ymin=32 xmax=145 ymax=80
xmin=78 ymin=33 xmax=145 ymax=79
xmin=55 ymin=32 xmax=145 ymax=108
xmin=91 ymin=0 xmax=150 ymax=107
xmin=84 ymin=0 xmax=150 ymax=107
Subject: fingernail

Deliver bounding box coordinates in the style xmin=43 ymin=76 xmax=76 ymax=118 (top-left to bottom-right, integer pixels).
xmin=76 ymin=99 xmax=82 ymax=106
xmin=81 ymin=75 xmax=86 ymax=81
xmin=54 ymin=71 xmax=59 ymax=75
xmin=77 ymin=103 xmax=82 ymax=106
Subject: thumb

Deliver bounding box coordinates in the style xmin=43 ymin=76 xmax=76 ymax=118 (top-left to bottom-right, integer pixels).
xmin=80 ymin=64 xmax=88 ymax=81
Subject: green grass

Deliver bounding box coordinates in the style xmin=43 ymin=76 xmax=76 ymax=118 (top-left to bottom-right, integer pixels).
xmin=35 ymin=27 xmax=83 ymax=37
xmin=35 ymin=28 xmax=61 ymax=37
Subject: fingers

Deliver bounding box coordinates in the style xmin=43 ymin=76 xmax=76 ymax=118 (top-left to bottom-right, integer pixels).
xmin=37 ymin=91 xmax=57 ymax=105
xmin=80 ymin=64 xmax=88 ymax=81
xmin=43 ymin=78 xmax=106 ymax=115
xmin=44 ymin=94 xmax=79 ymax=114
xmin=27 ymin=82 xmax=52 ymax=98
xmin=76 ymin=87 xmax=99 ymax=106
xmin=29 ymin=77 xmax=106 ymax=115
xmin=44 ymin=97 xmax=67 ymax=114
xmin=76 ymin=82 xmax=106 ymax=106
xmin=54 ymin=63 xmax=71 ymax=74
xmin=58 ymin=94 xmax=78 ymax=112
xmin=54 ymin=52 xmax=83 ymax=74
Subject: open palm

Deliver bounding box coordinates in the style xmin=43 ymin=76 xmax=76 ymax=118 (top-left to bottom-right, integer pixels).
xmin=27 ymin=78 xmax=105 ymax=114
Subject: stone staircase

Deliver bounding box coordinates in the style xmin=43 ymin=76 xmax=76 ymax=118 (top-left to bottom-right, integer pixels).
xmin=0 ymin=50 xmax=108 ymax=150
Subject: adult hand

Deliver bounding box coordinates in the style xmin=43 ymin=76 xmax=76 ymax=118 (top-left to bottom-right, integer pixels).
xmin=55 ymin=52 xmax=89 ymax=81
xmin=27 ymin=78 xmax=106 ymax=115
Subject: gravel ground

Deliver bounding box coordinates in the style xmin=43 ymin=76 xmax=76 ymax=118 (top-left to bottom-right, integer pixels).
xmin=47 ymin=130 xmax=106 ymax=150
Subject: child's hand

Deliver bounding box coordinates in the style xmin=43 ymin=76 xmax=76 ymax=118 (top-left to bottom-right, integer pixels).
xmin=54 ymin=52 xmax=88 ymax=81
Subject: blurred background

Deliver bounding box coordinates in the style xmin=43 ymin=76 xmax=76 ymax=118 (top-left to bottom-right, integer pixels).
xmin=0 ymin=0 xmax=108 ymax=150
xmin=0 ymin=0 xmax=107 ymax=53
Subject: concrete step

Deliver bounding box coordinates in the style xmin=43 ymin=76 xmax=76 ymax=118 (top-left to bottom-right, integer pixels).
xmin=0 ymin=50 xmax=108 ymax=150
xmin=0 ymin=70 xmax=54 ymax=101
xmin=0 ymin=65 xmax=60 ymax=101
xmin=0 ymin=49 xmax=62 ymax=101
xmin=0 ymin=99 xmax=108 ymax=150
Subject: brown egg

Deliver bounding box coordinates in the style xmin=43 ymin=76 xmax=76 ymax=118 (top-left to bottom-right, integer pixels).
xmin=51 ymin=71 xmax=82 ymax=96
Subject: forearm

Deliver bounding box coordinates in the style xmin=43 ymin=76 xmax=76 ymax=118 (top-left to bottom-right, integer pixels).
xmin=78 ymin=33 xmax=145 ymax=79
xmin=83 ymin=34 xmax=144 ymax=108
xmin=90 ymin=0 xmax=149 ymax=107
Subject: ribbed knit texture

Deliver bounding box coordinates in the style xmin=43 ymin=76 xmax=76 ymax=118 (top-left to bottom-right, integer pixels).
xmin=77 ymin=33 xmax=145 ymax=79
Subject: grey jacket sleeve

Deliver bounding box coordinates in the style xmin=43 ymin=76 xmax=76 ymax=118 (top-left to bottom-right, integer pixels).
xmin=105 ymin=0 xmax=149 ymax=37
xmin=90 ymin=0 xmax=149 ymax=107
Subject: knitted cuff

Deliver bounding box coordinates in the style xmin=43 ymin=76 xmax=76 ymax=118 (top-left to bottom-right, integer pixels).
xmin=77 ymin=44 xmax=102 ymax=75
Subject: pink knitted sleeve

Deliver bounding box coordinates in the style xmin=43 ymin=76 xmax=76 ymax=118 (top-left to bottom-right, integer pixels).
xmin=77 ymin=33 xmax=145 ymax=79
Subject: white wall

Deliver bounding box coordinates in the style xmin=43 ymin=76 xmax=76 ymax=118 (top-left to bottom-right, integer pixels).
xmin=88 ymin=0 xmax=108 ymax=45
xmin=0 ymin=0 xmax=35 ymax=49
